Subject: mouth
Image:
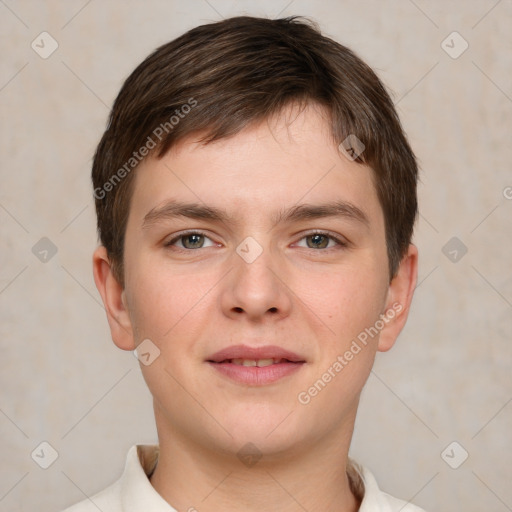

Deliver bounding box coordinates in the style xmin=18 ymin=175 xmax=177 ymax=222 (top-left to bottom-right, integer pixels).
xmin=214 ymin=357 xmax=300 ymax=367
xmin=207 ymin=345 xmax=306 ymax=385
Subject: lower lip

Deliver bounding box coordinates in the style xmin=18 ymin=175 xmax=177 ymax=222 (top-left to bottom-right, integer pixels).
xmin=208 ymin=361 xmax=304 ymax=385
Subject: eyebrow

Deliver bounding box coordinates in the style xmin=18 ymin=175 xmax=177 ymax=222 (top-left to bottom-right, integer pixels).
xmin=274 ymin=201 xmax=370 ymax=229
xmin=142 ymin=199 xmax=370 ymax=230
xmin=142 ymin=202 xmax=226 ymax=230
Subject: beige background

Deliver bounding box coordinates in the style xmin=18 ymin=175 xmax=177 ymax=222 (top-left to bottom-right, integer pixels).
xmin=1 ymin=1 xmax=511 ymax=511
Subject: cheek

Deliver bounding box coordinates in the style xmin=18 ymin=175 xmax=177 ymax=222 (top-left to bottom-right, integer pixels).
xmin=295 ymin=263 xmax=387 ymax=343
xmin=294 ymin=271 xmax=383 ymax=417
xmin=125 ymin=258 xmax=219 ymax=342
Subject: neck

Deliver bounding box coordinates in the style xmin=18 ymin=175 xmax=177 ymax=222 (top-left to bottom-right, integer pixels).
xmin=149 ymin=406 xmax=362 ymax=512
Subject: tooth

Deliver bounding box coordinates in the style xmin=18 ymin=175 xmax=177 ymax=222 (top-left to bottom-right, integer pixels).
xmin=229 ymin=358 xmax=284 ymax=367
xmin=256 ymin=359 xmax=274 ymax=367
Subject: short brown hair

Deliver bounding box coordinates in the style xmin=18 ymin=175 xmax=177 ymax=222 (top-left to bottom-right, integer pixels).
xmin=92 ymin=15 xmax=418 ymax=286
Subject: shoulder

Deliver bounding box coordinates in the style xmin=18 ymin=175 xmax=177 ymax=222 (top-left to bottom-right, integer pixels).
xmin=59 ymin=478 xmax=122 ymax=512
xmin=58 ymin=445 xmax=143 ymax=512
xmin=59 ymin=444 xmax=165 ymax=512
xmin=381 ymin=491 xmax=427 ymax=511
xmin=356 ymin=463 xmax=428 ymax=512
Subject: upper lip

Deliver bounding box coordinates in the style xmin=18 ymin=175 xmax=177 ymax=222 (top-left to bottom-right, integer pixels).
xmin=207 ymin=345 xmax=305 ymax=363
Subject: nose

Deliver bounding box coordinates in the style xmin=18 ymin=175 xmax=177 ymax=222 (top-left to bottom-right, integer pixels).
xmin=220 ymin=241 xmax=293 ymax=322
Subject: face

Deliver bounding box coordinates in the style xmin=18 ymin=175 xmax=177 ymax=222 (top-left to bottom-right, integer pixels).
xmin=95 ymin=102 xmax=417 ymax=460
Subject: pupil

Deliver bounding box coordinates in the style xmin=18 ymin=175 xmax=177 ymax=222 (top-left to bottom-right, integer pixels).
xmin=184 ymin=234 xmax=203 ymax=248
xmin=308 ymin=234 xmax=328 ymax=249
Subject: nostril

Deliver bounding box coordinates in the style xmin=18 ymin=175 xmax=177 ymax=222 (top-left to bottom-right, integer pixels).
xmin=230 ymin=306 xmax=279 ymax=314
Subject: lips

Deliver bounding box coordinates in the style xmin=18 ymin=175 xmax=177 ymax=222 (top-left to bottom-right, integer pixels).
xmin=207 ymin=345 xmax=305 ymax=364
xmin=207 ymin=345 xmax=305 ymax=386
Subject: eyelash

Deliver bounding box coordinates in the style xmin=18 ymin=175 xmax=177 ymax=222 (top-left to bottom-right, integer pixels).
xmin=164 ymin=230 xmax=348 ymax=251
xmin=298 ymin=230 xmax=349 ymax=250
xmin=164 ymin=230 xmax=218 ymax=250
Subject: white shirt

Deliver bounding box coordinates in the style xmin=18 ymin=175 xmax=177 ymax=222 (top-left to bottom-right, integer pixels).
xmin=61 ymin=445 xmax=426 ymax=512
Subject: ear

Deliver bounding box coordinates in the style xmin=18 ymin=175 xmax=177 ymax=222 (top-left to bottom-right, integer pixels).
xmin=377 ymin=243 xmax=418 ymax=352
xmin=92 ymin=246 xmax=135 ymax=351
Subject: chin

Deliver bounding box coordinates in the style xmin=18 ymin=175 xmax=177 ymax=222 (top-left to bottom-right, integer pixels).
xmin=217 ymin=405 xmax=308 ymax=453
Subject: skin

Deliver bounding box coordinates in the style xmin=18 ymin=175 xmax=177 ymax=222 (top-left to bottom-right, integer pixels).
xmin=93 ymin=102 xmax=418 ymax=512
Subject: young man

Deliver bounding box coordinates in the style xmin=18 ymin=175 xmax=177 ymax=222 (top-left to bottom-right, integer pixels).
xmin=64 ymin=15 xmax=423 ymax=512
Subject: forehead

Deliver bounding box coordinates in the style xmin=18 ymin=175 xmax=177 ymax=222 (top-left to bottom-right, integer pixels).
xmin=127 ymin=102 xmax=383 ymax=231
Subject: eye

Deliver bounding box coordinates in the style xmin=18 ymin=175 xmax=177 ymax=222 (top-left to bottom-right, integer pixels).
xmin=295 ymin=232 xmax=346 ymax=250
xmin=165 ymin=231 xmax=217 ymax=250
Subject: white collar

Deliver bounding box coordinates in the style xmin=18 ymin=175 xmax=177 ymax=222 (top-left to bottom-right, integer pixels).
xmin=101 ymin=444 xmax=424 ymax=512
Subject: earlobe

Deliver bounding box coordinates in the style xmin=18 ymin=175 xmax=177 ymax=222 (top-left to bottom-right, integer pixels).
xmin=377 ymin=244 xmax=418 ymax=352
xmin=92 ymin=246 xmax=136 ymax=351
